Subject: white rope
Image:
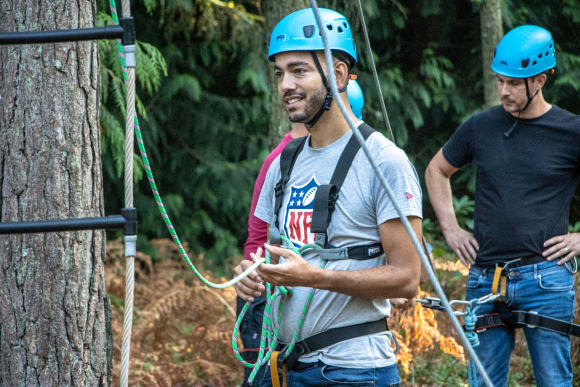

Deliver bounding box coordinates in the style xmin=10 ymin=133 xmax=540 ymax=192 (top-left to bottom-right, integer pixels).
xmin=309 ymin=2 xmax=493 ymax=386
xmin=120 ymin=0 xmax=135 ymax=385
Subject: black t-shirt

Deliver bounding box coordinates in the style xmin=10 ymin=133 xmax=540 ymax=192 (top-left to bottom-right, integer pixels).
xmin=443 ymin=105 xmax=580 ymax=265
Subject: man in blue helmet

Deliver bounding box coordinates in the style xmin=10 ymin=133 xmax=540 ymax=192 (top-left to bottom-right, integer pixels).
xmin=235 ymin=83 xmax=365 ymax=386
xmin=426 ymin=25 xmax=579 ymax=386
xmin=233 ymin=7 xmax=422 ymax=387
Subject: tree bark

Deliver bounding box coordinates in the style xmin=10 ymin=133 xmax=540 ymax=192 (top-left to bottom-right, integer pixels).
xmin=261 ymin=0 xmax=309 ymax=148
xmin=0 ymin=1 xmax=112 ymax=386
xmin=480 ymin=0 xmax=503 ymax=107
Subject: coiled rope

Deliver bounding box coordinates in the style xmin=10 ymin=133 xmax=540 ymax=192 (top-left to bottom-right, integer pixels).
xmin=231 ymin=237 xmax=323 ymax=384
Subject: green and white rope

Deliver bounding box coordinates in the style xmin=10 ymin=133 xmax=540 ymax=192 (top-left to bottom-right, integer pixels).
xmin=107 ymin=0 xmax=264 ymax=292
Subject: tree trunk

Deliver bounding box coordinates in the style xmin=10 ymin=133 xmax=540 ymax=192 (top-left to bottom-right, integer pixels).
xmin=480 ymin=0 xmax=503 ymax=107
xmin=261 ymin=0 xmax=309 ymax=148
xmin=0 ymin=1 xmax=112 ymax=386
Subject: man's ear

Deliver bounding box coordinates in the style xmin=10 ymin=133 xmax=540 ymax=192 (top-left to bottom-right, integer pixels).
xmin=533 ymin=73 xmax=547 ymax=88
xmin=334 ymin=60 xmax=349 ymax=90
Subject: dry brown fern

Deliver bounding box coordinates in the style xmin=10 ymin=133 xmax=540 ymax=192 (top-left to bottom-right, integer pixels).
xmin=106 ymin=238 xmax=242 ymax=386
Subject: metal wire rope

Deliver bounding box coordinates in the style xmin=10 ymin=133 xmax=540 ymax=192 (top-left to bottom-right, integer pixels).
xmin=354 ymin=0 xmax=395 ymax=143
xmin=107 ymin=0 xmax=263 ymax=385
xmin=309 ymin=2 xmax=493 ymax=386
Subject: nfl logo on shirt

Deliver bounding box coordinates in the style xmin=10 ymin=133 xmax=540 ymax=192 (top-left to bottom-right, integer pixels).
xmin=283 ymin=176 xmax=319 ymax=248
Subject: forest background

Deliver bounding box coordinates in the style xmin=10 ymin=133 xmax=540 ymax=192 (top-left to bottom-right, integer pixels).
xmin=95 ymin=0 xmax=580 ymax=385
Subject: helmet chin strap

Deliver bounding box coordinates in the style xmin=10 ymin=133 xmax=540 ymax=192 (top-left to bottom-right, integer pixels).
xmin=521 ymin=78 xmax=540 ymax=112
xmin=305 ymin=52 xmax=347 ymax=128
xmin=504 ymin=78 xmax=541 ymax=137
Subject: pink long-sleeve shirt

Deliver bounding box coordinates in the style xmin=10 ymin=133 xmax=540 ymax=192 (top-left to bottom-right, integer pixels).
xmin=243 ymin=132 xmax=294 ymax=260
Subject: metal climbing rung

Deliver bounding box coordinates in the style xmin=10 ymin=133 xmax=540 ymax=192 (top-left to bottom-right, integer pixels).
xmin=0 ymin=17 xmax=135 ymax=45
xmin=0 ymin=208 xmax=137 ymax=235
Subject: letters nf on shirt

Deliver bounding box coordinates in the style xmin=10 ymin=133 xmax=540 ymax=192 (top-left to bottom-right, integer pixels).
xmin=284 ymin=175 xmax=319 ymax=248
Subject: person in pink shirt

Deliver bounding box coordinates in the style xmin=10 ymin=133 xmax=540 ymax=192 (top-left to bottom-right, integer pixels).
xmin=243 ymin=124 xmax=310 ymax=261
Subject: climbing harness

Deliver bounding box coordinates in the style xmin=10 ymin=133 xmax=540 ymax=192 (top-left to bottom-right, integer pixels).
xmin=234 ymin=122 xmax=389 ymax=384
xmin=419 ymin=258 xmax=580 ymax=386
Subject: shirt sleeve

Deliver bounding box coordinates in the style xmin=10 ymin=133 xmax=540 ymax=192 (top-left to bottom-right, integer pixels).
xmin=442 ymin=116 xmax=475 ymax=168
xmin=254 ymin=156 xmax=281 ymax=226
xmin=373 ymin=147 xmax=423 ymax=225
xmin=243 ymin=134 xmax=294 ymax=260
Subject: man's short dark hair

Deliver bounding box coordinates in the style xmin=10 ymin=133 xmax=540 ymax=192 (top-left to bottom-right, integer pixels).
xmin=331 ymin=50 xmax=354 ymax=73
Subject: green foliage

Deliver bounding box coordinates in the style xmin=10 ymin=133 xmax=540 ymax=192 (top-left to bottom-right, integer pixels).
xmin=409 ymin=353 xmax=467 ymax=386
xmin=453 ymin=195 xmax=475 ymax=232
xmin=99 ymin=0 xmax=268 ymax=264
xmin=97 ymin=0 xmax=580 ymax=266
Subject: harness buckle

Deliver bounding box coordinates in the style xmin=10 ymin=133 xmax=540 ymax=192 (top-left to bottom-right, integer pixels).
xmin=323 ymin=93 xmax=333 ymax=110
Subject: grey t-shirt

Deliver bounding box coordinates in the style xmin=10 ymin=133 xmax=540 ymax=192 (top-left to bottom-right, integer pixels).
xmin=255 ymin=128 xmax=422 ymax=368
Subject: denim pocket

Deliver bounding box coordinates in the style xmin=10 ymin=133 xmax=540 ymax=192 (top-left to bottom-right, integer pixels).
xmin=537 ymin=268 xmax=574 ymax=291
xmin=320 ymin=364 xmax=375 ymax=385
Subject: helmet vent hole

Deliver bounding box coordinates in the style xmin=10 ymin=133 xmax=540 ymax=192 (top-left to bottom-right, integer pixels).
xmin=343 ymin=22 xmax=348 ymax=29
xmin=545 ymin=51 xmax=549 ymax=56
xmin=338 ymin=26 xmax=343 ymax=33
xmin=532 ymin=60 xmax=537 ymax=66
xmin=538 ymin=53 xmax=543 ymax=58
xmin=521 ymin=59 xmax=530 ymax=68
xmin=326 ymin=24 xmax=333 ymax=31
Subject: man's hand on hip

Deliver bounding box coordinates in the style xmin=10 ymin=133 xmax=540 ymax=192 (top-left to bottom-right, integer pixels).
xmin=443 ymin=226 xmax=479 ymax=266
xmin=543 ymin=232 xmax=580 ymax=265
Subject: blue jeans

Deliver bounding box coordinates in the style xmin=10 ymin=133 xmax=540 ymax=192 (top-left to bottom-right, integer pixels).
xmin=236 ymin=296 xmax=267 ymax=387
xmin=258 ymin=360 xmax=400 ymax=387
xmin=466 ymin=260 xmax=575 ymax=387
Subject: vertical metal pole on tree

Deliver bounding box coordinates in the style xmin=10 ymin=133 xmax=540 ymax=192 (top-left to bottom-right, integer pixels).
xmin=120 ymin=0 xmax=136 ymax=384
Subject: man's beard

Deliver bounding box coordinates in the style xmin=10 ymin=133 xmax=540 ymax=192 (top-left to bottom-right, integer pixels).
xmin=288 ymin=85 xmax=327 ymax=123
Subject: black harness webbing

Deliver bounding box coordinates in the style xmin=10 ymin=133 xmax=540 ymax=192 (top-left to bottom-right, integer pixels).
xmin=311 ymin=123 xmax=374 ymax=240
xmin=277 ymin=318 xmax=388 ymax=370
xmin=272 ymin=123 xmax=381 ymax=258
xmin=269 ymin=125 xmax=388 ymax=371
xmin=473 ymin=309 xmax=580 ymax=337
xmin=273 ymin=137 xmax=307 ymax=232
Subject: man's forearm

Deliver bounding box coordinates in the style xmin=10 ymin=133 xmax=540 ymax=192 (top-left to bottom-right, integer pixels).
xmin=309 ymin=264 xmax=419 ymax=300
xmin=425 ymin=163 xmax=459 ymax=233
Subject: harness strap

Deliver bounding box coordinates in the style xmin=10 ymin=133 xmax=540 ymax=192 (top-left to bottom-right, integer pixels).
xmin=489 ymin=256 xmax=546 ymax=295
xmin=273 ymin=137 xmax=308 ymax=240
xmin=318 ymin=242 xmax=383 ymax=260
xmin=277 ymin=318 xmax=388 ymax=370
xmin=311 ymin=123 xmax=374 ymax=239
xmin=473 ymin=310 xmax=580 ymax=337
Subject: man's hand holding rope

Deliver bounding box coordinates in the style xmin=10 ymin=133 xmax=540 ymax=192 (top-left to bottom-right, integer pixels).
xmin=233 ymin=248 xmax=266 ymax=302
xmin=254 ymin=244 xmax=318 ymax=287
xmin=543 ymin=232 xmax=580 ymax=265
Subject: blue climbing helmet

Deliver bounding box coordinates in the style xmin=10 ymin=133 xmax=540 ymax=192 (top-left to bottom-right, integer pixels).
xmin=347 ymin=78 xmax=364 ymax=119
xmin=491 ymin=25 xmax=556 ymax=78
xmin=267 ymin=8 xmax=357 ymax=65
xmin=268 ymin=8 xmax=358 ymax=127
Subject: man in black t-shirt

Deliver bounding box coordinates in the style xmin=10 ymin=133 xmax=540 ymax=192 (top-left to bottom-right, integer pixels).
xmin=425 ymin=25 xmax=579 ymax=386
